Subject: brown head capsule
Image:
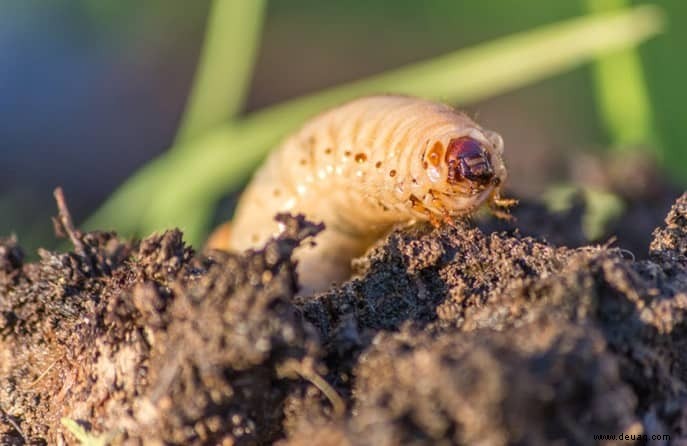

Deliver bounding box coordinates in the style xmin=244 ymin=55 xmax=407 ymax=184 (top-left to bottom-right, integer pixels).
xmin=445 ymin=137 xmax=494 ymax=186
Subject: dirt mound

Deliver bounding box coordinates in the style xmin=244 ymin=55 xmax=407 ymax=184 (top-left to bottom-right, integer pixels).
xmin=1 ymin=192 xmax=687 ymax=445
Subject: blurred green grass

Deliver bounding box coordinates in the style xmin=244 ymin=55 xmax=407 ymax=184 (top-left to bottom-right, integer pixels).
xmin=84 ymin=1 xmax=676 ymax=247
xmin=642 ymin=0 xmax=687 ymax=177
xmin=586 ymin=0 xmax=658 ymax=153
xmin=174 ymin=0 xmax=266 ymax=144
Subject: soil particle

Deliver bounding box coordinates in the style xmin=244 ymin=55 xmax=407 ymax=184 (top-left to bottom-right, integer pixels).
xmin=2 ymin=189 xmax=687 ymax=445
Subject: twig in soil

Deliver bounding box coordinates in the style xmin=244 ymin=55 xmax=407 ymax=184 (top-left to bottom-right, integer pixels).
xmin=617 ymin=248 xmax=636 ymax=262
xmin=25 ymin=359 xmax=58 ymax=389
xmin=602 ymin=236 xmax=637 ymax=261
xmin=0 ymin=405 xmax=26 ymax=442
xmin=577 ymin=236 xmax=637 ymax=262
xmin=149 ymin=353 xmax=181 ymax=404
xmin=277 ymin=358 xmax=345 ymax=418
xmin=53 ymin=187 xmax=95 ymax=274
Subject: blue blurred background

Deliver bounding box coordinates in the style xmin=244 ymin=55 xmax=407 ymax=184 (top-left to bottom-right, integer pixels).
xmin=0 ymin=1 xmax=684 ymax=252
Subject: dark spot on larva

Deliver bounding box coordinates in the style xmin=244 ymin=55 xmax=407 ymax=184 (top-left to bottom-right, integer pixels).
xmin=355 ymin=153 xmax=367 ymax=163
xmin=300 ymin=159 xmax=307 ymax=166
xmin=423 ymin=161 xmax=429 ymax=169
xmin=324 ymin=147 xmax=332 ymax=154
xmin=344 ymin=151 xmax=352 ymax=157
xmin=251 ymin=234 xmax=259 ymax=243
xmin=375 ymin=161 xmax=382 ymax=168
xmin=389 ymin=169 xmax=397 ymax=177
xmin=428 ymin=141 xmax=443 ymax=167
xmin=412 ymin=178 xmax=418 ymax=184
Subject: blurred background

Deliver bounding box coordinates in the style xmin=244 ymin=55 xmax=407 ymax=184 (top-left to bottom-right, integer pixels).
xmin=0 ymin=0 xmax=684 ymax=254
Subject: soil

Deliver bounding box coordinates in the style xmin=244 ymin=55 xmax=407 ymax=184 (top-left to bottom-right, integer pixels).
xmin=1 ymin=181 xmax=686 ymax=445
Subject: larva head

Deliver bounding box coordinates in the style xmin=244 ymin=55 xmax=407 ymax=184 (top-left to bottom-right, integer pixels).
xmin=445 ymin=137 xmax=495 ymax=186
xmin=423 ymin=127 xmax=506 ymax=215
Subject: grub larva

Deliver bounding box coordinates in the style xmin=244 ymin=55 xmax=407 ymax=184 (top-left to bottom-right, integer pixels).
xmin=210 ymin=95 xmax=513 ymax=293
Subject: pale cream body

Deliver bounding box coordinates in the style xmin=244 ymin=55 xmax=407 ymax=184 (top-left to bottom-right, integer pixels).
xmin=228 ymin=95 xmax=506 ymax=293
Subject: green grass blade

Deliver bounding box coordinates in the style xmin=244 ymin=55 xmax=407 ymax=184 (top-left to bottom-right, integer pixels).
xmin=174 ymin=0 xmax=266 ymax=144
xmin=585 ymin=0 xmax=658 ymax=153
xmin=86 ymin=0 xmax=265 ymax=235
xmin=87 ymin=5 xmax=664 ymax=245
xmin=61 ymin=417 xmax=117 ymax=446
xmin=232 ymin=4 xmax=665 ymax=147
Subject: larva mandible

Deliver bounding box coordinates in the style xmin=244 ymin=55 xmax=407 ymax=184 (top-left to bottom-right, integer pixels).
xmin=209 ymin=95 xmax=513 ymax=294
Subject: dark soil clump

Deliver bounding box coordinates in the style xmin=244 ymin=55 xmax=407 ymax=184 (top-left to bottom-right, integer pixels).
xmin=2 ymin=190 xmax=687 ymax=445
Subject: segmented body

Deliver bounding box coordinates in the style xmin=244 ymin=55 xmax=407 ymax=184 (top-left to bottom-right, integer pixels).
xmin=224 ymin=95 xmax=510 ymax=293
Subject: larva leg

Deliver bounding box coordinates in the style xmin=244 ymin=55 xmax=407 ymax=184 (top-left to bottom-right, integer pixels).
xmin=488 ymin=188 xmax=518 ymax=220
xmin=492 ymin=194 xmax=518 ymax=209
xmin=428 ymin=189 xmax=458 ymax=228
xmin=409 ymin=194 xmax=443 ymax=228
xmin=440 ymin=213 xmax=458 ymax=228
xmin=489 ymin=207 xmax=515 ymax=221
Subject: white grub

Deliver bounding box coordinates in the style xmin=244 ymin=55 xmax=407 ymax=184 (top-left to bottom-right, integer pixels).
xmin=224 ymin=95 xmax=512 ymax=294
